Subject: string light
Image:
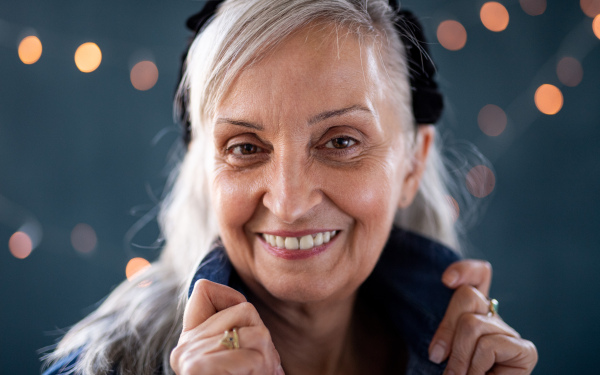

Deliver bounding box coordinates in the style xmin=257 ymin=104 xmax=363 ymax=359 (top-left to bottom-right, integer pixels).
xmin=437 ymin=20 xmax=467 ymax=51
xmin=480 ymin=2 xmax=510 ymax=32
xmin=74 ymin=42 xmax=102 ymax=73
xmin=519 ymin=0 xmax=546 ymax=16
xmin=8 ymin=231 xmax=33 ymax=259
xmin=126 ymin=257 xmax=151 ymax=280
xmin=478 ymin=104 xmax=507 ymax=136
xmin=466 ymin=165 xmax=496 ymax=198
xmin=593 ymin=14 xmax=600 ymax=39
xmin=557 ymin=57 xmax=583 ymax=87
xmin=130 ymin=61 xmax=159 ymax=91
xmin=581 ymin=0 xmax=600 ymax=18
xmin=18 ymin=35 xmax=42 ymax=65
xmin=535 ymin=84 xmax=563 ymax=115
xmin=71 ymin=223 xmax=97 ymax=253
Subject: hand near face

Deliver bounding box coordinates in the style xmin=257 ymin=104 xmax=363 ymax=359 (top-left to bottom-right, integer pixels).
xmin=170 ymin=280 xmax=284 ymax=375
xmin=430 ymin=260 xmax=538 ymax=374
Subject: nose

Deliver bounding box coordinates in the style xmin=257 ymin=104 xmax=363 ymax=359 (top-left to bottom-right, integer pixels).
xmin=262 ymin=155 xmax=322 ymax=224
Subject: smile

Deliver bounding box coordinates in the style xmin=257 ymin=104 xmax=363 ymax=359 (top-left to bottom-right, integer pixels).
xmin=261 ymin=231 xmax=338 ymax=250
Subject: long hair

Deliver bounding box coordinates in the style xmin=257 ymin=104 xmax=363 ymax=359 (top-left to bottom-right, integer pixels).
xmin=43 ymin=1 xmax=460 ymax=374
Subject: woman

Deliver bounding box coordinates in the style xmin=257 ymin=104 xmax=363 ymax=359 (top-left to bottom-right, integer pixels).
xmin=43 ymin=1 xmax=537 ymax=374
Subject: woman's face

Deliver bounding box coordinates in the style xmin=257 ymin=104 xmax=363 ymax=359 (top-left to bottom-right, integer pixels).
xmin=209 ymin=26 xmax=427 ymax=304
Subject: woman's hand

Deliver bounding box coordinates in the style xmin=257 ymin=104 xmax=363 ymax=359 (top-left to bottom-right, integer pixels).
xmin=170 ymin=279 xmax=284 ymax=375
xmin=429 ymin=260 xmax=538 ymax=374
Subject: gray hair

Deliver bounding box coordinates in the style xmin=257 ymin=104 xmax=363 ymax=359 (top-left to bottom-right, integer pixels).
xmin=42 ymin=1 xmax=459 ymax=374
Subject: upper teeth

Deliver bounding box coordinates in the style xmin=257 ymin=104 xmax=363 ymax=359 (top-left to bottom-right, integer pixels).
xmin=262 ymin=231 xmax=337 ymax=250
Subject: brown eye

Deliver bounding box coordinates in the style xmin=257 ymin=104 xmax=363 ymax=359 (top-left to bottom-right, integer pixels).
xmin=325 ymin=137 xmax=356 ymax=149
xmin=230 ymin=143 xmax=262 ymax=155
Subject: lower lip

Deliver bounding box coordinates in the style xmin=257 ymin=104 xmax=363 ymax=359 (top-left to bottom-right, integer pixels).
xmin=259 ymin=234 xmax=338 ymax=260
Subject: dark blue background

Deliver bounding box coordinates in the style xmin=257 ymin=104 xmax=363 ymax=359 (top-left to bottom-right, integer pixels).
xmin=1 ymin=1 xmax=598 ymax=373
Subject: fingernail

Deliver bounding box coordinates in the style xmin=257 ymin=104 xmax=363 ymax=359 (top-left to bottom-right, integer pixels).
xmin=442 ymin=270 xmax=459 ymax=287
xmin=429 ymin=342 xmax=446 ymax=364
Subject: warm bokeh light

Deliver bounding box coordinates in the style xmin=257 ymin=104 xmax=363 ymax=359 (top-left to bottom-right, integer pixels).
xmin=535 ymin=84 xmax=564 ymax=115
xmin=126 ymin=257 xmax=151 ymax=280
xmin=71 ymin=223 xmax=97 ymax=253
xmin=74 ymin=42 xmax=102 ymax=73
xmin=557 ymin=57 xmax=583 ymax=87
xmin=437 ymin=20 xmax=467 ymax=51
xmin=9 ymin=231 xmax=33 ymax=259
xmin=18 ymin=36 xmax=42 ymax=65
xmin=480 ymin=2 xmax=510 ymax=32
xmin=446 ymin=195 xmax=460 ymax=222
xmin=581 ymin=0 xmax=600 ymax=18
xmin=466 ymin=165 xmax=496 ymax=198
xmin=593 ymin=14 xmax=600 ymax=39
xmin=519 ymin=0 xmax=546 ymax=16
xmin=130 ymin=61 xmax=159 ymax=91
xmin=478 ymin=104 xmax=507 ymax=136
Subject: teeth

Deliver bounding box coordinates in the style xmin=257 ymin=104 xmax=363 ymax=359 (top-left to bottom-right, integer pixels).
xmin=262 ymin=231 xmax=338 ymax=250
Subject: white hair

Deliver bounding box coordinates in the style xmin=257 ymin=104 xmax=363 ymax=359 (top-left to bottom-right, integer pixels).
xmin=42 ymin=1 xmax=460 ymax=374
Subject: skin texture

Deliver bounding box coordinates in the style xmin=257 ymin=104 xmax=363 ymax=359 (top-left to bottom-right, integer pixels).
xmin=170 ymin=25 xmax=537 ymax=375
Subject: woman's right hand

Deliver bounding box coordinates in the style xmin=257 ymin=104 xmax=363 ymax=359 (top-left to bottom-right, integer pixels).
xmin=170 ymin=279 xmax=284 ymax=375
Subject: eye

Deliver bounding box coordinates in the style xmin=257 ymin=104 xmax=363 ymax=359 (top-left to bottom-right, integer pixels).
xmin=324 ymin=137 xmax=356 ymax=149
xmin=228 ymin=143 xmax=263 ymax=155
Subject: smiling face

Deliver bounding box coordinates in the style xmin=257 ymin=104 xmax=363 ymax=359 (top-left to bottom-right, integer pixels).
xmin=208 ymin=25 xmax=427 ymax=304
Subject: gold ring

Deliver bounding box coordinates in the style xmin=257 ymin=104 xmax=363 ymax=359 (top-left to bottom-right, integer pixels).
xmin=488 ymin=298 xmax=499 ymax=317
xmin=219 ymin=328 xmax=240 ymax=350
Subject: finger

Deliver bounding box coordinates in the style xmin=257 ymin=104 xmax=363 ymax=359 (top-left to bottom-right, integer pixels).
xmin=191 ymin=301 xmax=265 ymax=339
xmin=429 ymin=285 xmax=489 ymax=364
xmin=183 ymin=279 xmax=247 ymax=333
xmin=446 ymin=314 xmax=521 ymax=375
xmin=466 ymin=334 xmax=538 ymax=375
xmin=442 ymin=260 xmax=492 ymax=295
xmin=178 ymin=348 xmax=268 ymax=375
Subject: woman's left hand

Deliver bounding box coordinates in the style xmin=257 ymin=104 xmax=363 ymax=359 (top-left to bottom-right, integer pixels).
xmin=429 ymin=260 xmax=538 ymax=374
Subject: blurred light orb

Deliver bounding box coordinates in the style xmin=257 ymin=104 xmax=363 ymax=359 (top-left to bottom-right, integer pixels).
xmin=593 ymin=14 xmax=600 ymax=39
xmin=581 ymin=0 xmax=600 ymax=18
xmin=130 ymin=61 xmax=159 ymax=91
xmin=74 ymin=42 xmax=102 ymax=73
xmin=478 ymin=104 xmax=507 ymax=136
xmin=71 ymin=223 xmax=97 ymax=253
xmin=519 ymin=0 xmax=546 ymax=16
xmin=18 ymin=36 xmax=42 ymax=65
xmin=481 ymin=2 xmax=510 ymax=32
xmin=9 ymin=231 xmax=33 ymax=259
xmin=126 ymin=257 xmax=151 ymax=280
xmin=446 ymin=195 xmax=460 ymax=222
xmin=535 ymin=84 xmax=563 ymax=115
xmin=466 ymin=165 xmax=496 ymax=198
xmin=437 ymin=20 xmax=467 ymax=51
xmin=557 ymin=57 xmax=583 ymax=87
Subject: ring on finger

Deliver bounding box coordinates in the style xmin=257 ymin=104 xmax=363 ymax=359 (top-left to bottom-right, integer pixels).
xmin=219 ymin=328 xmax=240 ymax=350
xmin=487 ymin=298 xmax=499 ymax=317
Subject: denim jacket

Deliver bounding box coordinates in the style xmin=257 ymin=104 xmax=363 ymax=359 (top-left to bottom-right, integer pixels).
xmin=43 ymin=227 xmax=459 ymax=375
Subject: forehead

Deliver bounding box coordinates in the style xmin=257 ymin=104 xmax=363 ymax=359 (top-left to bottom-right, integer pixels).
xmin=217 ymin=24 xmax=387 ymax=119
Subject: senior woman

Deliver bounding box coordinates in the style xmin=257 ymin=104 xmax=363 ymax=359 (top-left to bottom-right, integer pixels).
xmin=42 ymin=1 xmax=537 ymax=374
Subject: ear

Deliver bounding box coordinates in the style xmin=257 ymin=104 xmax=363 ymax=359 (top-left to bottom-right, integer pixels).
xmin=398 ymin=125 xmax=435 ymax=209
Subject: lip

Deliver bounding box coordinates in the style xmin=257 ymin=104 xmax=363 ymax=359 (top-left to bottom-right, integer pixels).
xmin=260 ymin=229 xmax=337 ymax=237
xmin=258 ymin=231 xmax=339 ymax=260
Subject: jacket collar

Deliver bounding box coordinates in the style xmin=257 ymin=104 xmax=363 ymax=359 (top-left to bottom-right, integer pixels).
xmin=188 ymin=227 xmax=460 ymax=374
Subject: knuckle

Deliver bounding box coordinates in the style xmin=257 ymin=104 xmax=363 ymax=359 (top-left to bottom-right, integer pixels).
xmin=457 ymin=313 xmax=483 ymax=334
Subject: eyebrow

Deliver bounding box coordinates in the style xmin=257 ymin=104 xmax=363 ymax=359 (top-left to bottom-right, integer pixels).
xmin=215 ymin=104 xmax=373 ymax=130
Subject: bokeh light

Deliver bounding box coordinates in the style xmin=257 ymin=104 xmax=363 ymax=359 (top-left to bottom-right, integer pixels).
xmin=466 ymin=165 xmax=496 ymax=198
xmin=593 ymin=14 xmax=600 ymax=39
xmin=519 ymin=0 xmax=546 ymax=16
xmin=126 ymin=257 xmax=151 ymax=280
xmin=74 ymin=42 xmax=102 ymax=73
xmin=581 ymin=0 xmax=600 ymax=18
xmin=9 ymin=231 xmax=33 ymax=259
xmin=446 ymin=195 xmax=460 ymax=222
xmin=480 ymin=2 xmax=510 ymax=32
xmin=557 ymin=57 xmax=583 ymax=87
xmin=130 ymin=61 xmax=159 ymax=91
xmin=478 ymin=104 xmax=507 ymax=136
xmin=18 ymin=35 xmax=43 ymax=65
xmin=71 ymin=223 xmax=97 ymax=253
xmin=535 ymin=84 xmax=564 ymax=115
xmin=437 ymin=20 xmax=467 ymax=51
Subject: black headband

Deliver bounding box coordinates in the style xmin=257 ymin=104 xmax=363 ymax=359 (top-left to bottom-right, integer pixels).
xmin=178 ymin=0 xmax=444 ymax=146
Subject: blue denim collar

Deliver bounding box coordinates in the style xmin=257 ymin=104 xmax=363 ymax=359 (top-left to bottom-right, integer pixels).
xmin=188 ymin=227 xmax=460 ymax=374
